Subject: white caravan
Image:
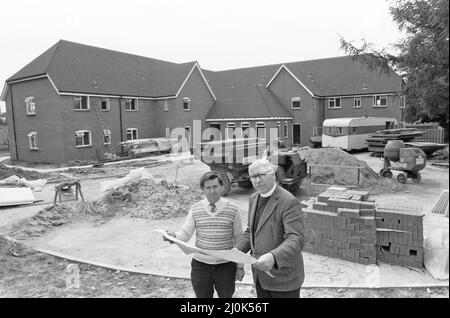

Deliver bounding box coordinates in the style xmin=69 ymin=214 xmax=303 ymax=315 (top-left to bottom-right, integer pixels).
xmin=322 ymin=117 xmax=397 ymax=151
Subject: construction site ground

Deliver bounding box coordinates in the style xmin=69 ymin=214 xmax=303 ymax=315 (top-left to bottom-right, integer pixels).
xmin=0 ymin=151 xmax=448 ymax=297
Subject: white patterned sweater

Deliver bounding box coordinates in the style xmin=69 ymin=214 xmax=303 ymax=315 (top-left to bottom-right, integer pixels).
xmin=175 ymin=198 xmax=244 ymax=265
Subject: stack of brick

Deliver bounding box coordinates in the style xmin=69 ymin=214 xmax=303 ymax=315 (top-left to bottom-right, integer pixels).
xmin=375 ymin=204 xmax=424 ymax=268
xmin=303 ymin=188 xmax=377 ymax=265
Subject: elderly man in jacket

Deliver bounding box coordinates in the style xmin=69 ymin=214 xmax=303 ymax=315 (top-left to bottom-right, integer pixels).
xmin=236 ymin=159 xmax=305 ymax=298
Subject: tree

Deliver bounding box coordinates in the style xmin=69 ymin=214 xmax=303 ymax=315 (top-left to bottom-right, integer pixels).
xmin=339 ymin=0 xmax=449 ymax=138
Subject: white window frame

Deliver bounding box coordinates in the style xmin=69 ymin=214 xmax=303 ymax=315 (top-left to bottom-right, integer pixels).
xmin=400 ymin=96 xmax=406 ymax=109
xmin=183 ymin=97 xmax=191 ymax=111
xmin=373 ymin=95 xmax=388 ymax=108
xmin=276 ymin=121 xmax=281 ymax=138
xmin=226 ymin=122 xmax=235 ymax=139
xmin=291 ymin=97 xmax=301 ymax=109
xmin=284 ymin=121 xmax=289 ymax=139
xmin=124 ymin=98 xmax=138 ymax=111
xmin=241 ymin=122 xmax=250 ymax=138
xmin=185 ymin=126 xmax=192 ymax=144
xmin=27 ymin=131 xmax=38 ymax=150
xmin=25 ymin=96 xmax=36 ymax=115
xmin=353 ymin=96 xmax=361 ymax=108
xmin=126 ymin=128 xmax=138 ymax=141
xmin=75 ymin=130 xmax=92 ymax=147
xmin=74 ymin=96 xmax=90 ymax=111
xmin=164 ymin=100 xmax=169 ymax=112
xmin=328 ymin=98 xmax=341 ymax=109
xmin=101 ymin=98 xmax=110 ymax=111
xmin=103 ymin=129 xmax=112 ymax=145
xmin=256 ymin=122 xmax=266 ymax=140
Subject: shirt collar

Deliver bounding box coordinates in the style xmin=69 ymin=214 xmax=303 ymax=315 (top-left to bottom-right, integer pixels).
xmin=203 ymin=197 xmax=225 ymax=212
xmin=259 ymin=183 xmax=277 ymax=198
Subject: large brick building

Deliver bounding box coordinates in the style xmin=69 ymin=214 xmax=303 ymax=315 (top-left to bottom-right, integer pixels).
xmin=1 ymin=40 xmax=404 ymax=163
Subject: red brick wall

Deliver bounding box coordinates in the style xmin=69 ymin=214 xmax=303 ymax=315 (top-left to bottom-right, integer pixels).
xmin=267 ymin=68 xmax=316 ymax=146
xmin=5 ymin=78 xmax=65 ymax=163
xmin=170 ymin=67 xmax=215 ymax=145
xmin=323 ymin=95 xmax=402 ymax=122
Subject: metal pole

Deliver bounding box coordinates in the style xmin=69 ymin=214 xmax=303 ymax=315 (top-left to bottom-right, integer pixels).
xmin=308 ymin=166 xmax=312 ymax=197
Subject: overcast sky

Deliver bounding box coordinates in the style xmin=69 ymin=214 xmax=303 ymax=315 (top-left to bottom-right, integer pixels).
xmin=0 ymin=0 xmax=403 ymax=112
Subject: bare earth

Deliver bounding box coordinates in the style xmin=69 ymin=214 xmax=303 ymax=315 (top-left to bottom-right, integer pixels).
xmin=0 ymin=152 xmax=448 ymax=297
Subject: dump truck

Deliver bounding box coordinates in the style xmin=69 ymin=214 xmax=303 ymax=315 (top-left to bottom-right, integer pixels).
xmin=195 ymin=137 xmax=307 ymax=196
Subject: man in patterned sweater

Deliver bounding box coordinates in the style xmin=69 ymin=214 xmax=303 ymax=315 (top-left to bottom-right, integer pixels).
xmin=165 ymin=171 xmax=245 ymax=298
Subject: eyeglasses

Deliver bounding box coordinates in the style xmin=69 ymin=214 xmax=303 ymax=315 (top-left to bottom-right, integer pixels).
xmin=249 ymin=173 xmax=270 ymax=180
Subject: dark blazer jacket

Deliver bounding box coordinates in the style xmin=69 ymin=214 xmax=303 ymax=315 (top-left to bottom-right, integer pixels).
xmin=237 ymin=185 xmax=305 ymax=291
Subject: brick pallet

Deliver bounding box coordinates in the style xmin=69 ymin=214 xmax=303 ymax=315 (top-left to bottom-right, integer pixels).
xmin=375 ymin=204 xmax=424 ymax=268
xmin=303 ymin=188 xmax=424 ymax=268
xmin=303 ymin=188 xmax=377 ymax=265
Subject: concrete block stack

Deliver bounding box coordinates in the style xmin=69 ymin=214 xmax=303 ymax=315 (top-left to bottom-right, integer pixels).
xmin=303 ymin=188 xmax=377 ymax=265
xmin=375 ymin=204 xmax=424 ymax=268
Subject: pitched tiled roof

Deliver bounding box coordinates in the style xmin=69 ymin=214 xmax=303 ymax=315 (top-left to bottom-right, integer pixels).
xmin=204 ymin=65 xmax=293 ymax=120
xmin=283 ymin=56 xmax=403 ymax=96
xmin=7 ymin=40 xmax=196 ymax=98
xmin=6 ymin=41 xmax=402 ymax=117
xmin=203 ymin=56 xmax=402 ymax=119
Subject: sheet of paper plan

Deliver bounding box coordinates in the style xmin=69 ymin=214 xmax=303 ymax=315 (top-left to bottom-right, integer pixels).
xmin=154 ymin=229 xmax=274 ymax=277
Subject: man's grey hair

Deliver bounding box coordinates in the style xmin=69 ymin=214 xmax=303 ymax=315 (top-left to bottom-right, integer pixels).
xmin=249 ymin=159 xmax=275 ymax=174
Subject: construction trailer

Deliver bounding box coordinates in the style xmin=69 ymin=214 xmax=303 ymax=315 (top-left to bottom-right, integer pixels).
xmin=322 ymin=117 xmax=397 ymax=151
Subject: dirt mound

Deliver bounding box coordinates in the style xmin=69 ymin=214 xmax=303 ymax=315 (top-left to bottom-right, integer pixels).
xmin=299 ymin=148 xmax=404 ymax=194
xmin=93 ymin=179 xmax=204 ymax=219
xmin=7 ymin=202 xmax=98 ymax=240
xmin=0 ymin=236 xmax=35 ymax=258
xmin=0 ymin=164 xmax=49 ymax=180
xmin=432 ymin=147 xmax=449 ymax=161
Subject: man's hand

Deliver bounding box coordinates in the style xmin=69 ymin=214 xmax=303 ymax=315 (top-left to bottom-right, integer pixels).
xmin=163 ymin=230 xmax=176 ymax=244
xmin=235 ymin=267 xmax=245 ymax=281
xmin=253 ymin=253 xmax=275 ymax=271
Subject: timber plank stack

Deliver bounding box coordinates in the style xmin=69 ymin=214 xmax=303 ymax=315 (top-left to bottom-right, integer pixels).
xmin=366 ymin=128 xmax=425 ymax=155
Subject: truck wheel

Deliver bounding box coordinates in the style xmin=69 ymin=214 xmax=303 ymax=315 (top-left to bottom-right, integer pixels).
xmin=397 ymin=173 xmax=407 ymax=184
xmin=380 ymin=169 xmax=393 ymax=179
xmin=411 ymin=173 xmax=421 ymax=183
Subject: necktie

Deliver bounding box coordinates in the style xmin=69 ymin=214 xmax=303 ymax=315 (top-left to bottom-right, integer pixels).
xmin=210 ymin=203 xmax=217 ymax=213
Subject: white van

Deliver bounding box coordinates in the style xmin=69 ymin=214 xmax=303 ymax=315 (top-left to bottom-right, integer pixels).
xmin=322 ymin=117 xmax=397 ymax=151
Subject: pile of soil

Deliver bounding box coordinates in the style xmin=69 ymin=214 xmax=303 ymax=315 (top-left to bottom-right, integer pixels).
xmin=7 ymin=202 xmax=98 ymax=241
xmin=432 ymin=147 xmax=449 ymax=161
xmin=298 ymin=148 xmax=404 ymax=194
xmin=7 ymin=179 xmax=204 ymax=240
xmin=94 ymin=179 xmax=204 ymax=219
xmin=0 ymin=236 xmax=34 ymax=258
xmin=0 ymin=164 xmax=49 ymax=180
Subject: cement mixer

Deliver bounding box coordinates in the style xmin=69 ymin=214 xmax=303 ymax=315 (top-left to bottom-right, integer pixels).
xmin=379 ymin=140 xmax=426 ymax=184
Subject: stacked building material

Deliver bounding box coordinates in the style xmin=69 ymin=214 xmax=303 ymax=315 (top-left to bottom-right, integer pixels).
xmin=375 ymin=204 xmax=424 ymax=268
xmin=303 ymin=188 xmax=377 ymax=265
xmin=431 ymin=190 xmax=449 ymax=215
xmin=366 ymin=128 xmax=425 ymax=155
xmin=303 ymin=187 xmax=425 ymax=268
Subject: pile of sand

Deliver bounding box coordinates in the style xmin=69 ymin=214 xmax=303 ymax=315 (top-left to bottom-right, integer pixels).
xmin=298 ymin=148 xmax=404 ymax=194
xmin=0 ymin=164 xmax=49 ymax=180
xmin=432 ymin=147 xmax=449 ymax=161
